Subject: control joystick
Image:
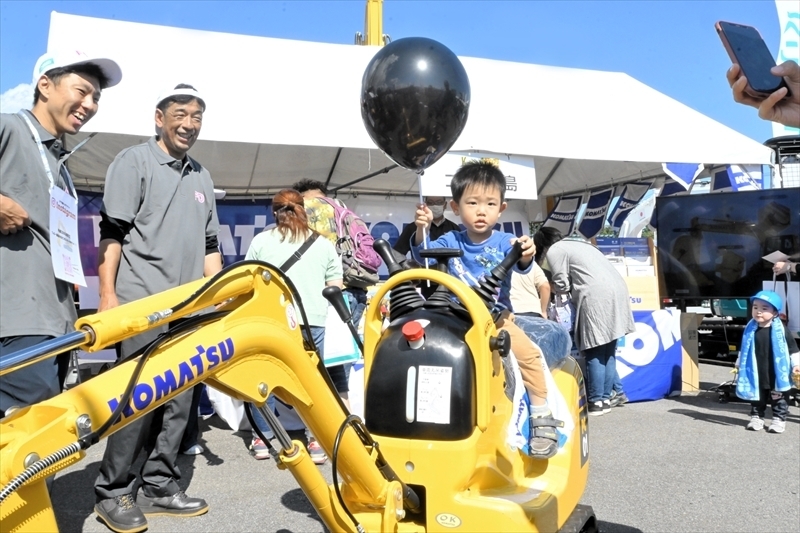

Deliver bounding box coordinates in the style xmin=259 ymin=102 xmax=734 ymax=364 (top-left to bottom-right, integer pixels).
xmin=473 ymin=241 xmax=524 ymax=317
xmin=372 ymin=239 xmax=425 ymax=320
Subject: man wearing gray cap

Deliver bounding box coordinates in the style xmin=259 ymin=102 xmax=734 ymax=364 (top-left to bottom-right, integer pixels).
xmin=0 ymin=50 xmax=121 ymax=416
xmin=93 ymin=84 xmax=220 ymax=533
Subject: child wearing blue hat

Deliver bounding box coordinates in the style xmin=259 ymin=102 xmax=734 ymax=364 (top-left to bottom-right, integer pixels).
xmin=734 ymin=290 xmax=800 ymax=433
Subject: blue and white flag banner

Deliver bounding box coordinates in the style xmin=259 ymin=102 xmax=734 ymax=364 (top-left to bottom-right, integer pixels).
xmin=607 ymin=180 xmax=653 ymax=230
xmin=619 ymin=194 xmax=656 ymax=238
xmin=649 ymin=179 xmax=689 ymax=230
xmin=660 ymin=179 xmax=690 ymax=198
xmin=542 ymin=193 xmax=584 ymax=236
xmin=773 ymin=0 xmax=800 ymax=138
xmin=576 ymin=187 xmax=614 ymax=239
xmin=662 ymin=163 xmax=704 ymax=190
xmin=710 ymin=165 xmax=763 ymax=192
xmin=710 ymin=167 xmax=732 ymax=192
xmin=727 ymin=164 xmax=763 ymax=191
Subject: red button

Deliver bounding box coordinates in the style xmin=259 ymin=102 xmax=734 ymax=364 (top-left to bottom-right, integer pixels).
xmin=402 ymin=321 xmax=424 ymax=342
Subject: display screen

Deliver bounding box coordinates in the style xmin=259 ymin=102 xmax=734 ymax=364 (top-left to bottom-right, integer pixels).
xmin=656 ymin=188 xmax=800 ymax=300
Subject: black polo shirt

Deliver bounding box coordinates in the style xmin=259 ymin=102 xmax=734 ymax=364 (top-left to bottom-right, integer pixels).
xmin=101 ymin=136 xmax=219 ymax=304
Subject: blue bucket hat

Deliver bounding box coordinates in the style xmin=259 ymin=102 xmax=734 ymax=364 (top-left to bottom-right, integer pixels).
xmin=751 ymin=290 xmax=783 ymax=312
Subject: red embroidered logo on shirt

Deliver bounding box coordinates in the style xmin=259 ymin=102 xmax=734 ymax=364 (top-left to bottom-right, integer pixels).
xmin=195 ymin=191 xmax=205 ymax=204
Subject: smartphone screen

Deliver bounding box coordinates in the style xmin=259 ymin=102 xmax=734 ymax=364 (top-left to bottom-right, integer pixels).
xmin=717 ymin=21 xmax=785 ymax=95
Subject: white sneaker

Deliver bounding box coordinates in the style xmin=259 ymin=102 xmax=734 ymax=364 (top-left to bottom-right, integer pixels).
xmin=181 ymin=444 xmax=204 ymax=455
xmin=251 ymin=437 xmax=272 ymax=460
xmin=767 ymin=420 xmax=785 ymax=434
xmin=307 ymin=439 xmax=328 ymax=465
xmin=745 ymin=416 xmax=764 ymax=431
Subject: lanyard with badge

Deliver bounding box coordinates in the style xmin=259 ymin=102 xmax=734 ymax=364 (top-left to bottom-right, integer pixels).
xmin=18 ymin=111 xmax=94 ymax=287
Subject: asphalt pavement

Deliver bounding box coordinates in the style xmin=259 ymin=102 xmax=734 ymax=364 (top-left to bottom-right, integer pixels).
xmin=51 ymin=363 xmax=799 ymax=533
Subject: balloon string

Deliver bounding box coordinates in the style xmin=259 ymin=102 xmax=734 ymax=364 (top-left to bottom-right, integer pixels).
xmin=417 ymin=171 xmax=430 ymax=288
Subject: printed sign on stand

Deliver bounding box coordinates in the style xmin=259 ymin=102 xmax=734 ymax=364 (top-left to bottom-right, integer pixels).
xmin=420 ymin=152 xmax=537 ymax=200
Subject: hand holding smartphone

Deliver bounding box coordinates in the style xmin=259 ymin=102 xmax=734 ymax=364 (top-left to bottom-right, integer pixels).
xmin=716 ymin=20 xmax=791 ymax=100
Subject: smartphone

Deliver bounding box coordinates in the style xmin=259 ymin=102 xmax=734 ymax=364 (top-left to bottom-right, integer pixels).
xmin=716 ymin=20 xmax=790 ymax=98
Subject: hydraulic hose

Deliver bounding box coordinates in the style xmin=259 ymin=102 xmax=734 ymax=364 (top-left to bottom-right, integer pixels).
xmin=0 ymin=442 xmax=83 ymax=504
xmin=332 ymin=415 xmax=421 ymax=518
xmin=332 ymin=415 xmax=367 ymax=533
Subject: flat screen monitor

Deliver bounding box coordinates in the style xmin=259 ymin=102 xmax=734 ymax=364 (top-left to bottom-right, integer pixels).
xmin=656 ymin=188 xmax=800 ymax=301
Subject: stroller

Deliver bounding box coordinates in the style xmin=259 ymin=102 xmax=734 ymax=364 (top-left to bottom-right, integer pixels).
xmin=713 ymin=374 xmax=800 ymax=407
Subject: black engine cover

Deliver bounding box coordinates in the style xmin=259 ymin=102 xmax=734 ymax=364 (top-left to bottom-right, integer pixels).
xmin=364 ymin=309 xmax=476 ymax=440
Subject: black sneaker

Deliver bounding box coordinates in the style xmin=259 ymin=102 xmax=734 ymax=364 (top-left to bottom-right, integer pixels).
xmin=610 ymin=391 xmax=629 ymax=407
xmin=588 ymin=401 xmax=604 ymax=416
xmin=94 ymin=494 xmax=147 ymax=533
xmin=603 ymin=400 xmax=612 ymax=413
xmin=136 ymin=490 xmax=209 ymax=517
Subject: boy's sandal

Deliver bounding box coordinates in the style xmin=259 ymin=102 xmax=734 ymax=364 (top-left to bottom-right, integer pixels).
xmin=528 ymin=416 xmax=564 ymax=459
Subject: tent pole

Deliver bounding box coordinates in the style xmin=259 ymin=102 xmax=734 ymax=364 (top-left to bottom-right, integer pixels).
xmin=324 ymin=147 xmax=343 ymax=189
xmin=244 ymin=144 xmax=263 ymax=195
xmin=329 ymin=164 xmax=398 ymax=193
xmin=537 ymin=157 xmax=564 ymax=196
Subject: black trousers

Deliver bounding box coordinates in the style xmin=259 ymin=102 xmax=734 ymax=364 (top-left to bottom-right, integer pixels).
xmin=180 ymin=385 xmax=204 ymax=452
xmin=0 ymin=335 xmax=69 ymax=416
xmin=750 ymin=389 xmax=789 ymax=421
xmin=94 ymin=326 xmax=193 ymax=501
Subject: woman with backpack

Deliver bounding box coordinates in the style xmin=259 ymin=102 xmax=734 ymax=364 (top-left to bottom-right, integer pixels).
xmin=292 ymin=179 xmax=382 ymax=330
xmin=244 ymin=188 xmax=346 ymax=464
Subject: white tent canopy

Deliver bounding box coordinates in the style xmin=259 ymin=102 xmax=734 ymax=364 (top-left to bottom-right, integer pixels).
xmin=48 ymin=12 xmax=772 ymax=198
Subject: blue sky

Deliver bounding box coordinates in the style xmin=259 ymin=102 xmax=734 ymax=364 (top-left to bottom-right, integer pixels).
xmin=0 ymin=0 xmax=784 ymax=143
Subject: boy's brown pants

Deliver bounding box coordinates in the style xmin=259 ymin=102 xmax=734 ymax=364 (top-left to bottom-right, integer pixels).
xmin=495 ymin=310 xmax=548 ymax=399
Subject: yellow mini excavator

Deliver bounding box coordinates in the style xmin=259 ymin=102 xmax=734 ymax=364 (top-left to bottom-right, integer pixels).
xmin=0 ymin=240 xmax=596 ymax=532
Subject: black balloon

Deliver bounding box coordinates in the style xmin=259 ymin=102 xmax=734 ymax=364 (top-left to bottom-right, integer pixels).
xmin=360 ymin=37 xmax=470 ymax=172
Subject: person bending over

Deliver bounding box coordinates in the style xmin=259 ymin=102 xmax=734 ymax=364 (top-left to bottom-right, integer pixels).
xmin=533 ymin=227 xmax=635 ymax=417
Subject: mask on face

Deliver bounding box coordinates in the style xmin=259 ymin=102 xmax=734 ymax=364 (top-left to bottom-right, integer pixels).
xmin=429 ymin=205 xmax=445 ymax=219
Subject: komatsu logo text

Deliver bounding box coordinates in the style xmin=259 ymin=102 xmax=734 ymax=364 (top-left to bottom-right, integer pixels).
xmin=107 ymin=338 xmax=234 ymax=423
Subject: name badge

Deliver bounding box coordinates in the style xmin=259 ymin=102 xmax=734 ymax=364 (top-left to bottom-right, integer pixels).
xmin=49 ymin=186 xmax=86 ymax=286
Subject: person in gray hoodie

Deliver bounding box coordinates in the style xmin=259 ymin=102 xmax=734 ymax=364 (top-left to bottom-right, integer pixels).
xmin=533 ymin=227 xmax=635 ymax=416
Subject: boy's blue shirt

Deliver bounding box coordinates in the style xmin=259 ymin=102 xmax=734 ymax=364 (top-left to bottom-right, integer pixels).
xmin=411 ymin=229 xmax=531 ymax=311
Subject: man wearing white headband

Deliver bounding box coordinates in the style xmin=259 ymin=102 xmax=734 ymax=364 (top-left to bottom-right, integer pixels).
xmin=93 ymin=84 xmax=220 ymax=533
xmin=0 ymin=50 xmax=121 ymax=417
